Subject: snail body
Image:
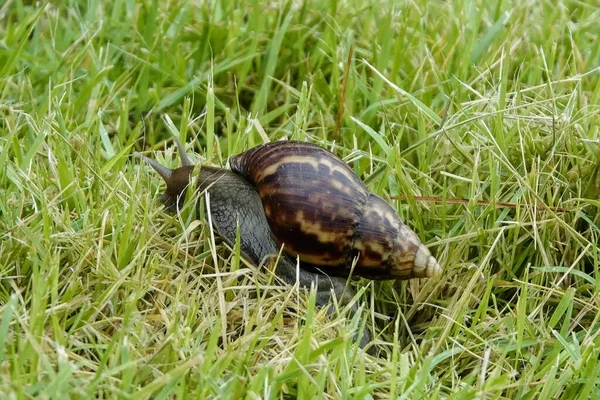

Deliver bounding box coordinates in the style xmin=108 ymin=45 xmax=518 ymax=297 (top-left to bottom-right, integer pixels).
xmin=136 ymin=142 xmax=287 ymax=273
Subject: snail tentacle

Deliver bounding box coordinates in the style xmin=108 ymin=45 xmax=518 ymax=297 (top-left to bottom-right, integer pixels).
xmin=173 ymin=136 xmax=194 ymax=167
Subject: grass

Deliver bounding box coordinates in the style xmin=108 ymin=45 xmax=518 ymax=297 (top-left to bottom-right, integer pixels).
xmin=1 ymin=0 xmax=599 ymax=398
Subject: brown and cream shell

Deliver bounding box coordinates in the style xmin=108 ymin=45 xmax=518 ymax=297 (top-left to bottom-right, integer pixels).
xmin=229 ymin=141 xmax=441 ymax=280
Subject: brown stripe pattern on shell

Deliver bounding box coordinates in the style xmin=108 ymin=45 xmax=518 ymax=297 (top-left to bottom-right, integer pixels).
xmin=352 ymin=194 xmax=427 ymax=279
xmin=230 ymin=141 xmax=369 ymax=266
xmin=230 ymin=140 xmax=442 ymax=280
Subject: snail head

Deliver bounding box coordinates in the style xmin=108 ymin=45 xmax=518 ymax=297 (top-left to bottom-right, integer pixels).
xmin=135 ymin=137 xmax=195 ymax=213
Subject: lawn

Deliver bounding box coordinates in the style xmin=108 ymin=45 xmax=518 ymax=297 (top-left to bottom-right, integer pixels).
xmin=1 ymin=0 xmax=599 ymax=398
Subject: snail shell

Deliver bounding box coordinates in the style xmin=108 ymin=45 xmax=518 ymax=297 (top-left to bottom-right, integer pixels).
xmin=230 ymin=141 xmax=441 ymax=280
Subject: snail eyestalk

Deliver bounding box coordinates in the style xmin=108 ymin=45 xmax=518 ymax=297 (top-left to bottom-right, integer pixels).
xmin=135 ymin=152 xmax=174 ymax=180
xmin=135 ymin=150 xmax=195 ymax=212
xmin=173 ymin=136 xmax=194 ymax=167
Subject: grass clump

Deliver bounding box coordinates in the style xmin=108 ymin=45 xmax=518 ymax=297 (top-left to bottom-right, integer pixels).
xmin=1 ymin=0 xmax=599 ymax=398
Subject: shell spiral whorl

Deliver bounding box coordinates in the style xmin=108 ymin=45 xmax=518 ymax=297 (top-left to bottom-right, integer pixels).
xmin=229 ymin=141 xmax=441 ymax=280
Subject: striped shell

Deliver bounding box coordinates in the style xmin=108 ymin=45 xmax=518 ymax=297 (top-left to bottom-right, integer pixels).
xmin=229 ymin=141 xmax=441 ymax=280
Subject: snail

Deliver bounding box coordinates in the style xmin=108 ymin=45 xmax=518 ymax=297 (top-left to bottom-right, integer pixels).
xmin=136 ymin=138 xmax=441 ymax=350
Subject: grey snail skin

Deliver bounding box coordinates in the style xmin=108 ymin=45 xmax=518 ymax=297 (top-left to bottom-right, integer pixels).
xmin=137 ymin=138 xmax=441 ymax=352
